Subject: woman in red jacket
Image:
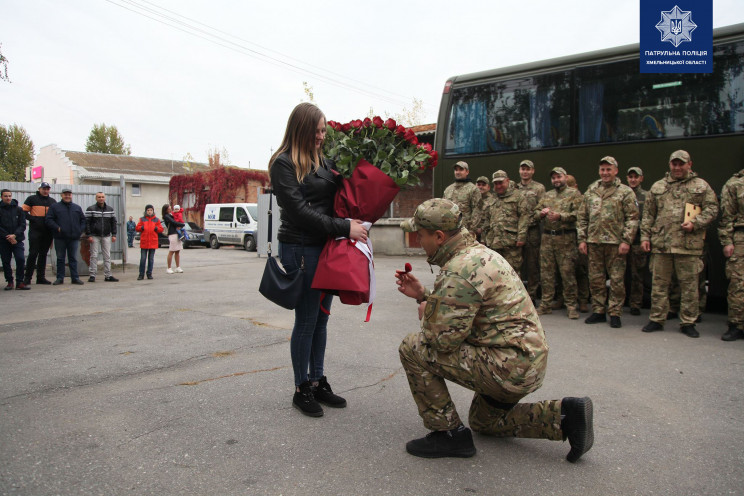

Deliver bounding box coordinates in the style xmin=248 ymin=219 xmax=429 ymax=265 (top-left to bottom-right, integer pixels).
xmin=135 ymin=204 xmax=163 ymax=280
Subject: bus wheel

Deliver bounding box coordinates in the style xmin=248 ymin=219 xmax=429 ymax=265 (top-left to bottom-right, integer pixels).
xmin=210 ymin=235 xmax=221 ymax=249
xmin=243 ymin=236 xmax=256 ymax=251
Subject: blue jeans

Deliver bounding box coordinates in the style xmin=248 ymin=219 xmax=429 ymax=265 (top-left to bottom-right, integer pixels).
xmin=139 ymin=249 xmax=155 ymax=276
xmin=280 ymin=243 xmax=333 ymax=386
xmin=54 ymin=238 xmax=80 ymax=281
xmin=0 ymin=240 xmax=25 ymax=284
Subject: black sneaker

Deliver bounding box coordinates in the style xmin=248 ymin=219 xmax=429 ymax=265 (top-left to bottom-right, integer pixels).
xmin=561 ymin=397 xmax=594 ymax=463
xmin=88 ymin=276 xmax=95 ymax=282
xmin=146 ymin=274 xmax=153 ymax=280
xmin=293 ymin=381 xmax=323 ymax=417
xmin=642 ymin=321 xmax=664 ymax=332
xmin=630 ymin=308 xmax=641 ymax=316
xmin=406 ymin=425 xmax=476 ymax=458
xmin=722 ymin=325 xmax=744 ymax=341
xmin=584 ymin=313 xmax=606 ymax=324
xmin=104 ymin=276 xmax=119 ymax=282
xmin=36 ymin=278 xmax=52 ymax=285
xmin=71 ymin=279 xmax=84 ymax=285
xmin=52 ymin=279 xmax=64 ymax=285
xmin=680 ymin=325 xmax=699 ymax=338
xmin=610 ymin=316 xmax=622 ymax=328
xmin=4 ymin=282 xmax=13 ymax=291
xmin=137 ymin=275 xmax=144 ymax=280
xmin=312 ymin=376 xmax=347 ymax=408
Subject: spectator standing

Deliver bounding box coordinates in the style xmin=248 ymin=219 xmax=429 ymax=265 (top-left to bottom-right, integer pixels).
xmin=22 ymin=182 xmax=56 ymax=285
xmin=162 ymin=204 xmax=185 ymax=274
xmin=0 ymin=189 xmax=29 ymax=290
xmin=45 ymin=188 xmax=86 ymax=285
xmin=443 ymin=161 xmax=481 ymax=234
xmin=719 ymin=168 xmax=744 ymax=341
xmin=640 ymin=150 xmax=718 ymax=338
xmin=577 ymin=156 xmax=639 ymax=329
xmin=626 ymin=167 xmax=648 ymax=315
xmin=135 ymin=205 xmax=163 ymax=280
xmin=533 ymin=167 xmax=582 ymax=319
xmin=515 ymin=160 xmax=546 ymax=301
xmin=85 ymin=192 xmax=118 ymax=282
xmin=126 ymin=216 xmax=136 ymax=247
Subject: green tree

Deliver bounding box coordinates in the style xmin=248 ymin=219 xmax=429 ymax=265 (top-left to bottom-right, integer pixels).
xmin=0 ymin=124 xmax=35 ymax=181
xmin=85 ymin=123 xmax=131 ymax=155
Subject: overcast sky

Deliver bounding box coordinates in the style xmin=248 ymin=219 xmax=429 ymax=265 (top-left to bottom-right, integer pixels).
xmin=2 ymin=0 xmax=743 ymax=170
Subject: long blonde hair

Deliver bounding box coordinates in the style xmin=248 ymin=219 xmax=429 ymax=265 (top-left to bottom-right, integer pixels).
xmin=268 ymin=102 xmax=325 ymax=183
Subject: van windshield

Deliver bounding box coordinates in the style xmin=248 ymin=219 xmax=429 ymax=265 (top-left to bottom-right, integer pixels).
xmin=247 ymin=205 xmax=258 ymax=221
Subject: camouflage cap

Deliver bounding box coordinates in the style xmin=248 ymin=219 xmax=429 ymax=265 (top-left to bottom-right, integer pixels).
xmin=550 ymin=166 xmax=567 ymax=176
xmin=492 ymin=170 xmax=508 ymax=182
xmin=519 ymin=159 xmax=535 ymax=168
xmin=476 ymin=176 xmax=490 ymax=184
xmin=600 ymin=156 xmax=618 ymax=167
xmin=400 ymin=198 xmax=462 ymax=232
xmin=669 ymin=150 xmax=690 ymax=163
xmin=454 ymin=160 xmax=469 ymax=170
xmin=627 ymin=166 xmax=643 ymax=176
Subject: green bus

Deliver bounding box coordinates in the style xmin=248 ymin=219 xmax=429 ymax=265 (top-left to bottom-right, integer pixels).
xmin=433 ymin=23 xmax=744 ymax=307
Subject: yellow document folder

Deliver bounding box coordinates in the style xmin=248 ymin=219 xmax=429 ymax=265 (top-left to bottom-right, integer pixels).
xmin=684 ymin=203 xmax=704 ymax=238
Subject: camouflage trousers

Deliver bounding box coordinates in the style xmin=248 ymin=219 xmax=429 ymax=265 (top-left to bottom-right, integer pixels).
xmin=494 ymin=246 xmax=523 ymax=274
xmin=587 ymin=243 xmax=627 ymax=316
xmin=399 ymin=332 xmax=562 ymax=440
xmin=523 ymin=226 xmax=541 ymax=299
xmin=576 ymin=251 xmax=590 ymax=306
xmin=628 ymin=244 xmax=648 ymax=310
xmin=649 ymin=253 xmax=703 ymax=326
xmin=726 ymin=235 xmax=744 ymax=326
xmin=669 ymin=259 xmax=707 ymax=315
xmin=539 ymin=233 xmax=578 ymax=309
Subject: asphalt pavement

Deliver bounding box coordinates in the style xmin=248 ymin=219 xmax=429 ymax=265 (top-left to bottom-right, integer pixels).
xmin=1 ymin=243 xmax=743 ymax=495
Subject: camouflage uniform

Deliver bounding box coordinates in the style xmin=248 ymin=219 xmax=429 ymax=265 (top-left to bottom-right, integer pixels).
xmin=476 ymin=189 xmax=495 ymax=243
xmin=718 ymin=169 xmax=744 ymax=329
xmin=482 ymin=184 xmax=533 ymax=272
xmin=628 ymin=185 xmax=648 ymax=312
xmin=516 ymin=180 xmax=546 ymax=299
xmin=444 ymin=180 xmax=481 ymax=233
xmin=533 ymin=184 xmax=582 ymax=313
xmin=577 ymin=178 xmax=639 ymax=317
xmin=398 ymin=204 xmax=562 ymax=440
xmin=640 ymin=171 xmax=719 ymax=326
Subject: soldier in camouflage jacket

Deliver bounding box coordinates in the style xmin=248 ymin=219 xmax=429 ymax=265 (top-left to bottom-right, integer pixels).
xmin=395 ymin=198 xmax=594 ymax=462
xmin=443 ymin=161 xmax=482 ymax=233
xmin=640 ymin=150 xmax=718 ymax=336
xmin=718 ymin=169 xmax=744 ymax=341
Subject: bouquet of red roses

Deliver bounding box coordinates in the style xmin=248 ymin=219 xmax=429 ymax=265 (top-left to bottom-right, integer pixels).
xmin=311 ymin=117 xmax=438 ymax=320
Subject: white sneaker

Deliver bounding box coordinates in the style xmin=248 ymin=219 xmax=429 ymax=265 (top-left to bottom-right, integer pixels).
xmin=166 ymin=268 xmax=174 ymax=274
xmin=175 ymin=267 xmax=183 ymax=273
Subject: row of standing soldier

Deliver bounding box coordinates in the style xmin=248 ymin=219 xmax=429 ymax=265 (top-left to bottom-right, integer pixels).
xmin=443 ymin=152 xmax=743 ymax=341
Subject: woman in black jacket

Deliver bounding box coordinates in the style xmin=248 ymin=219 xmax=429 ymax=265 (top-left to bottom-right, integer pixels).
xmin=269 ymin=102 xmax=367 ymax=417
xmin=162 ymin=204 xmax=185 ymax=274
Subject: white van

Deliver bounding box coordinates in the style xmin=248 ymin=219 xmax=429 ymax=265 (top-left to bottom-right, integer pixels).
xmin=203 ymin=203 xmax=259 ymax=251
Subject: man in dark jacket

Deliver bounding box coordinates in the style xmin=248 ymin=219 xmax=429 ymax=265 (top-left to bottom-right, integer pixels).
xmin=0 ymin=189 xmax=30 ymax=290
xmin=85 ymin=192 xmax=118 ymax=282
xmin=22 ymin=181 xmax=56 ymax=285
xmin=45 ymin=188 xmax=86 ymax=285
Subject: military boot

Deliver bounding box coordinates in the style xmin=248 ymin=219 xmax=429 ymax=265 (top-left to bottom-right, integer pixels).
xmin=561 ymin=397 xmax=594 ymax=463
xmin=722 ymin=324 xmax=744 ymax=342
xmin=405 ymin=424 xmax=476 ymax=458
xmin=567 ymin=307 xmax=579 ymax=319
xmin=537 ymin=305 xmax=552 ymax=315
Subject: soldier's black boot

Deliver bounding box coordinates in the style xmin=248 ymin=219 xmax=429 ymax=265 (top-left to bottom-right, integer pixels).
xmin=312 ymin=376 xmax=347 ymax=408
xmin=405 ymin=424 xmax=476 ymax=458
xmin=561 ymin=397 xmax=594 ymax=463
xmin=292 ymin=381 xmax=323 ymax=417
xmin=642 ymin=321 xmax=664 ymax=332
xmin=680 ymin=324 xmax=700 ymax=338
xmin=722 ymin=324 xmax=744 ymax=341
xmin=584 ymin=313 xmax=606 ymax=324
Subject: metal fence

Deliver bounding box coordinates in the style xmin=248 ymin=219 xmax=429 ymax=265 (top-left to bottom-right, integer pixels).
xmin=0 ymin=180 xmax=128 ymax=274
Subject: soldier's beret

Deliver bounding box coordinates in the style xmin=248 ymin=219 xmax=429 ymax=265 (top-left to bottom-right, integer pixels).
xmin=400 ymin=198 xmax=462 ymax=233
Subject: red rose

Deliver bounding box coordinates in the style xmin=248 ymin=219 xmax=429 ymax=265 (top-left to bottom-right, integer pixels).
xmin=384 ymin=118 xmax=397 ymax=130
xmin=430 ymin=150 xmax=439 ymax=168
xmin=363 ymin=117 xmax=372 ymax=127
xmin=403 ymin=129 xmax=418 ymax=143
xmin=342 ymin=123 xmax=351 ymax=132
xmin=404 ymin=263 xmax=412 ymax=273
xmin=395 ymin=125 xmax=405 ymax=136
xmin=373 ymin=116 xmax=384 ymax=128
xmin=350 ymin=119 xmax=363 ymax=129
xmin=421 ymin=143 xmax=432 ymax=152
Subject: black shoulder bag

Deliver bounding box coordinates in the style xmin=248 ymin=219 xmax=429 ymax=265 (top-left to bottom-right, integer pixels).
xmin=258 ymin=192 xmax=305 ymax=310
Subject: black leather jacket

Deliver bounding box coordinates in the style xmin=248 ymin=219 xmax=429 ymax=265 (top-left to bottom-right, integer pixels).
xmin=269 ymin=152 xmax=350 ymax=246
